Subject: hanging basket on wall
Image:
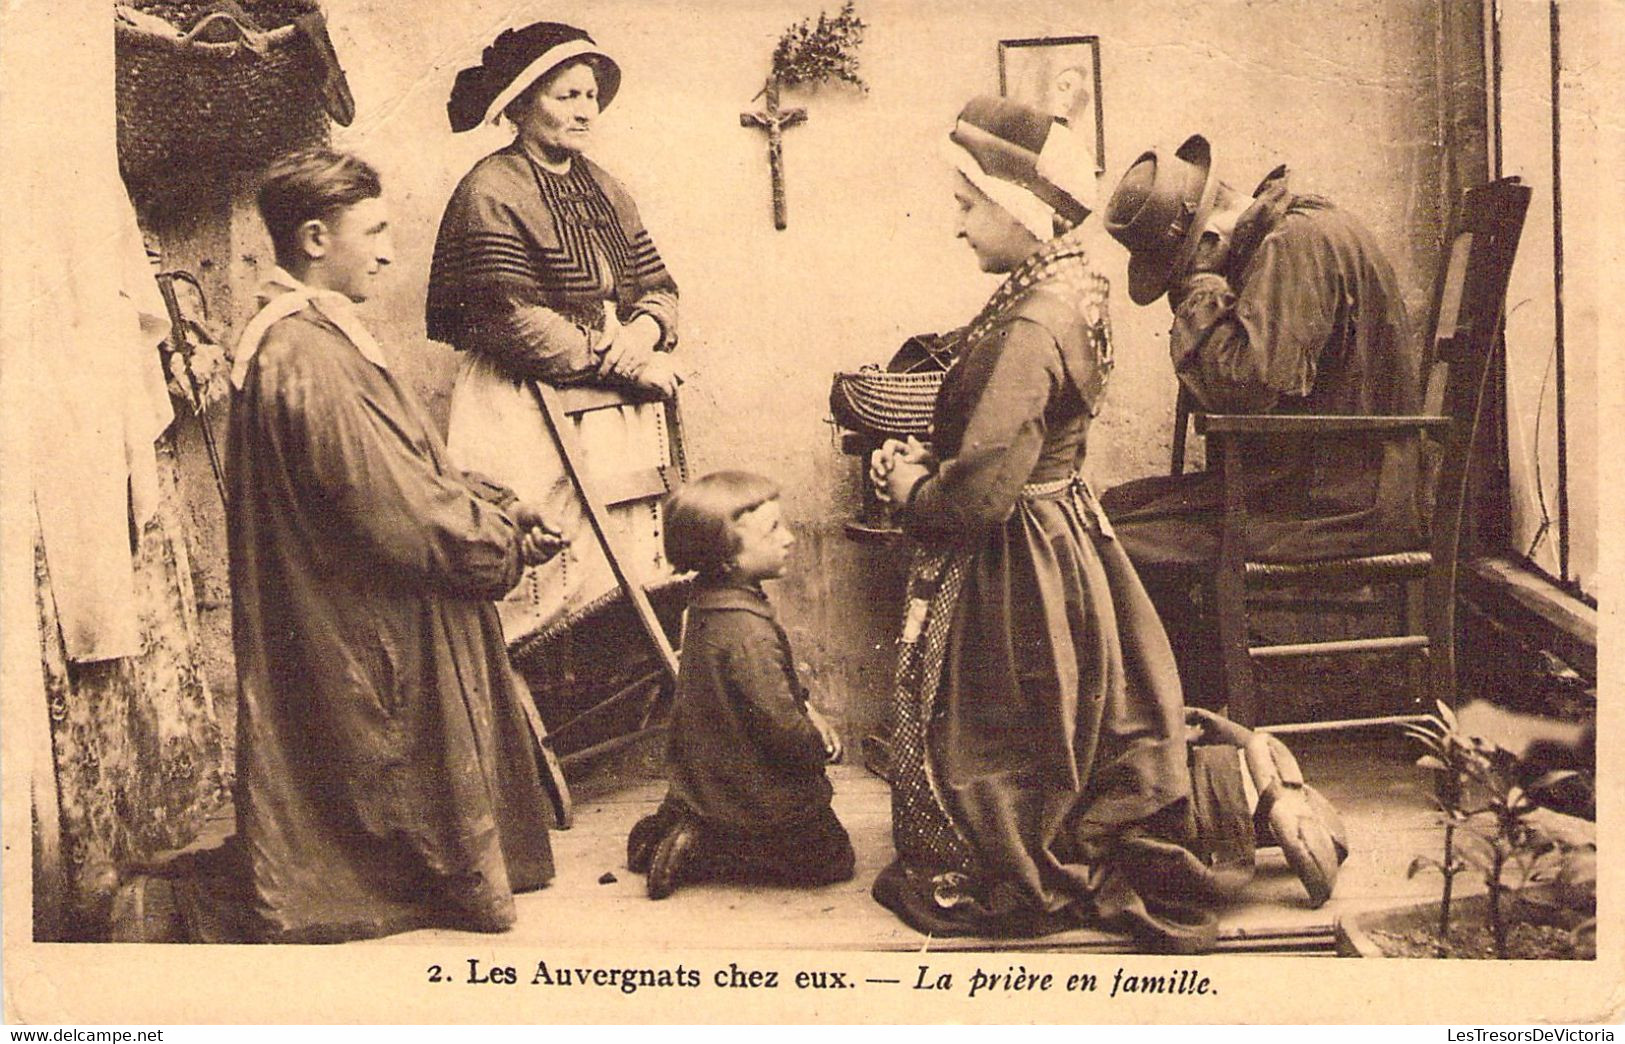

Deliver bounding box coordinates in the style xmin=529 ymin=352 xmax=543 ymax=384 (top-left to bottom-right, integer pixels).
xmin=828 ymin=331 xmax=959 ymax=440
xmin=829 ymin=369 xmax=944 ymax=440
xmin=114 ymin=1 xmax=339 ymax=207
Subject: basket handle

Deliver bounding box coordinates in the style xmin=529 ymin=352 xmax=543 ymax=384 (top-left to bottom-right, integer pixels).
xmin=179 ymin=9 xmax=271 ymax=56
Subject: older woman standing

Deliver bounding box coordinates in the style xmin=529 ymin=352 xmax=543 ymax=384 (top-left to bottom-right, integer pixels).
xmin=429 ymin=22 xmax=679 ymax=643
xmin=869 ymin=97 xmax=1231 ymax=949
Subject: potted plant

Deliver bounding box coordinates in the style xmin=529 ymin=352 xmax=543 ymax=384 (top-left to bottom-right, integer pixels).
xmin=1335 ymin=703 xmax=1593 ymax=959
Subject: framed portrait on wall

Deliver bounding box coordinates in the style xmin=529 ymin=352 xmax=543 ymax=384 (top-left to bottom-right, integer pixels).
xmin=997 ymin=35 xmax=1105 ymax=174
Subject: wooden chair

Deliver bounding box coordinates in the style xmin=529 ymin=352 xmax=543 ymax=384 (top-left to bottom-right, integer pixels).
xmin=509 ymin=384 xmax=691 ymax=769
xmin=1171 ymin=177 xmax=1530 ymax=730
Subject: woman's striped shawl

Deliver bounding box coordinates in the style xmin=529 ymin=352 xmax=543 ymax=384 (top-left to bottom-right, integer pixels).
xmin=427 ymin=143 xmax=678 ymax=346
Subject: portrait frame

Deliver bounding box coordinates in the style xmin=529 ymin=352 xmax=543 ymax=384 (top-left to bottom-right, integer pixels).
xmin=997 ymin=35 xmax=1105 ymax=174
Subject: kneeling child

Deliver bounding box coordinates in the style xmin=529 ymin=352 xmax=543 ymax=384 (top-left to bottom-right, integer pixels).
xmin=628 ymin=471 xmax=853 ymax=899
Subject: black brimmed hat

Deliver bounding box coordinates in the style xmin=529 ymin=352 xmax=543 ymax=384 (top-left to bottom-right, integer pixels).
xmin=1104 ymin=134 xmax=1219 ymax=305
xmin=447 ymin=21 xmax=621 ymax=133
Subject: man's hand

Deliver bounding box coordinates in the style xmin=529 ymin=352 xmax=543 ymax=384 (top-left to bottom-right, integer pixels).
xmin=1168 ymin=209 xmax=1239 ymax=312
xmin=1167 ymin=270 xmax=1230 ymax=315
xmin=511 ymin=502 xmax=568 ymax=567
xmin=805 ymin=703 xmax=844 ymax=764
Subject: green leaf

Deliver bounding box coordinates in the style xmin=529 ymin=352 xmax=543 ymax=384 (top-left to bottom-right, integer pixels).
xmin=1415 ymin=755 xmax=1448 ymax=772
xmin=1407 ymin=856 xmax=1440 ymax=879
xmin=1526 ymin=769 xmax=1581 ymax=793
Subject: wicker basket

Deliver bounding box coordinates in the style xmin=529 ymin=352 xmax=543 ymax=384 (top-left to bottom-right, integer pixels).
xmin=115 ymin=1 xmax=331 ymax=206
xmin=829 ymin=331 xmax=957 ymax=440
xmin=829 ymin=367 xmax=946 ymax=440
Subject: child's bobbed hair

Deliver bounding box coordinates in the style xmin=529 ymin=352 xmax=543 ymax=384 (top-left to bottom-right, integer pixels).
xmin=663 ymin=470 xmax=781 ymax=577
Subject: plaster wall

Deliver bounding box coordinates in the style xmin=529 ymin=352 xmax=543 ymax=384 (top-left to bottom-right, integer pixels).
xmin=162 ymin=0 xmax=1451 ymax=746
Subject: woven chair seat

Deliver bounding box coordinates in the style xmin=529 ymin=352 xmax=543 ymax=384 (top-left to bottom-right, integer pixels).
xmin=506 ymin=576 xmax=692 ymax=753
xmin=511 ymin=575 xmax=692 ymax=667
xmin=1245 ymin=550 xmax=1432 ymax=584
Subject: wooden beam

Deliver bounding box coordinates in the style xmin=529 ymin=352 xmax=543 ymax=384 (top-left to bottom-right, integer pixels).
xmin=1249 ymin=635 xmax=1430 ymax=659
xmin=595 ymin=467 xmax=670 ymax=507
xmin=1198 ymin=413 xmax=1452 ymax=435
xmin=551 ymin=668 xmax=666 ymax=747
xmin=871 ymin=923 xmax=1337 ymax=955
xmin=555 ymin=384 xmax=661 ymax=414
xmin=1462 ymin=555 xmax=1595 ymax=678
xmin=560 ymin=723 xmax=669 ymax=772
xmin=1260 ymin=713 xmax=1433 ymax=736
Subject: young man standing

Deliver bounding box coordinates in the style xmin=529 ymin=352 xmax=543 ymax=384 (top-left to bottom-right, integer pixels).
xmin=226 ymin=148 xmax=568 ymax=942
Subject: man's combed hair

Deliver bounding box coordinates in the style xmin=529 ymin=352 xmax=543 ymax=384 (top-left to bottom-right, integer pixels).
xmin=663 ymin=471 xmax=781 ymax=577
xmin=256 ymin=148 xmax=382 ymax=268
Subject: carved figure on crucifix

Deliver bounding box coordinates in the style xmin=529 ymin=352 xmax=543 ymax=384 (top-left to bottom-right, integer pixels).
xmin=740 ymin=1 xmax=867 ymax=230
xmin=740 ymin=80 xmax=807 ymax=231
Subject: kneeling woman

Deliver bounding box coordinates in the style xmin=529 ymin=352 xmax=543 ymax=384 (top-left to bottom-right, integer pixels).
xmin=870 ymin=98 xmax=1229 ymax=949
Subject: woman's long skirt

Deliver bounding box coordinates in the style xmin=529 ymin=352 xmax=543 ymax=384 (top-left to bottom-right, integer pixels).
xmin=874 ymin=482 xmax=1237 ymax=950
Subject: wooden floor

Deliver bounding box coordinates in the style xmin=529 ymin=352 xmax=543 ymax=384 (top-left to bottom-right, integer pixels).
xmin=379 ymin=733 xmax=1448 ymax=954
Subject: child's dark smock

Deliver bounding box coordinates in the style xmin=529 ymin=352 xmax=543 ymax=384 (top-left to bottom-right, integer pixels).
xmin=667 ymin=579 xmax=833 ymax=831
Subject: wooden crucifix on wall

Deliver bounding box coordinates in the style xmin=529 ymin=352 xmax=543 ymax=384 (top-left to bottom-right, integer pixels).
xmin=740 ymin=1 xmax=867 ymax=230
xmin=740 ymin=78 xmax=807 ymax=231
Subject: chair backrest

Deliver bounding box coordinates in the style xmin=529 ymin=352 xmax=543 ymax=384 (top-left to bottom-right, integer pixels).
xmin=553 ymin=384 xmax=691 ymax=505
xmin=1424 ymin=176 xmax=1531 ymax=703
xmin=1424 ymin=177 xmax=1531 ymax=557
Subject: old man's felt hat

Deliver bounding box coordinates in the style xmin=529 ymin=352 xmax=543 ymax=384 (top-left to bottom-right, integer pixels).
xmin=947 ymin=95 xmax=1098 ymax=240
xmin=1104 ymin=134 xmax=1220 ymax=305
xmin=447 ymin=21 xmax=621 ymax=133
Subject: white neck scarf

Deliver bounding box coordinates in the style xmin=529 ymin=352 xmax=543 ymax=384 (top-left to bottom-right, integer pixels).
xmin=231 ymin=267 xmax=388 ymax=389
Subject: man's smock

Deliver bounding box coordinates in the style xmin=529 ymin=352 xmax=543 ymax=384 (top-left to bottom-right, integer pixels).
xmin=1102 ymin=168 xmax=1425 ymax=565
xmin=227 ymin=300 xmax=557 ymax=942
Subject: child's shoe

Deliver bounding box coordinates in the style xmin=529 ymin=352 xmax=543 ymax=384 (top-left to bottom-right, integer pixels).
xmin=627 ymin=811 xmax=669 ymax=875
xmin=647 ymin=819 xmax=702 ymax=900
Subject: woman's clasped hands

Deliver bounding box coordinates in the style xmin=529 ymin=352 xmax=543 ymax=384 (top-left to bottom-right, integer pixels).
xmin=597 ymin=304 xmax=679 ymax=398
xmin=869 ymin=435 xmax=935 ymax=506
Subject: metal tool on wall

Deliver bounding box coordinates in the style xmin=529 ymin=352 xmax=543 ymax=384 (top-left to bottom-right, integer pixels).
xmin=155 ymin=270 xmax=228 ymax=506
